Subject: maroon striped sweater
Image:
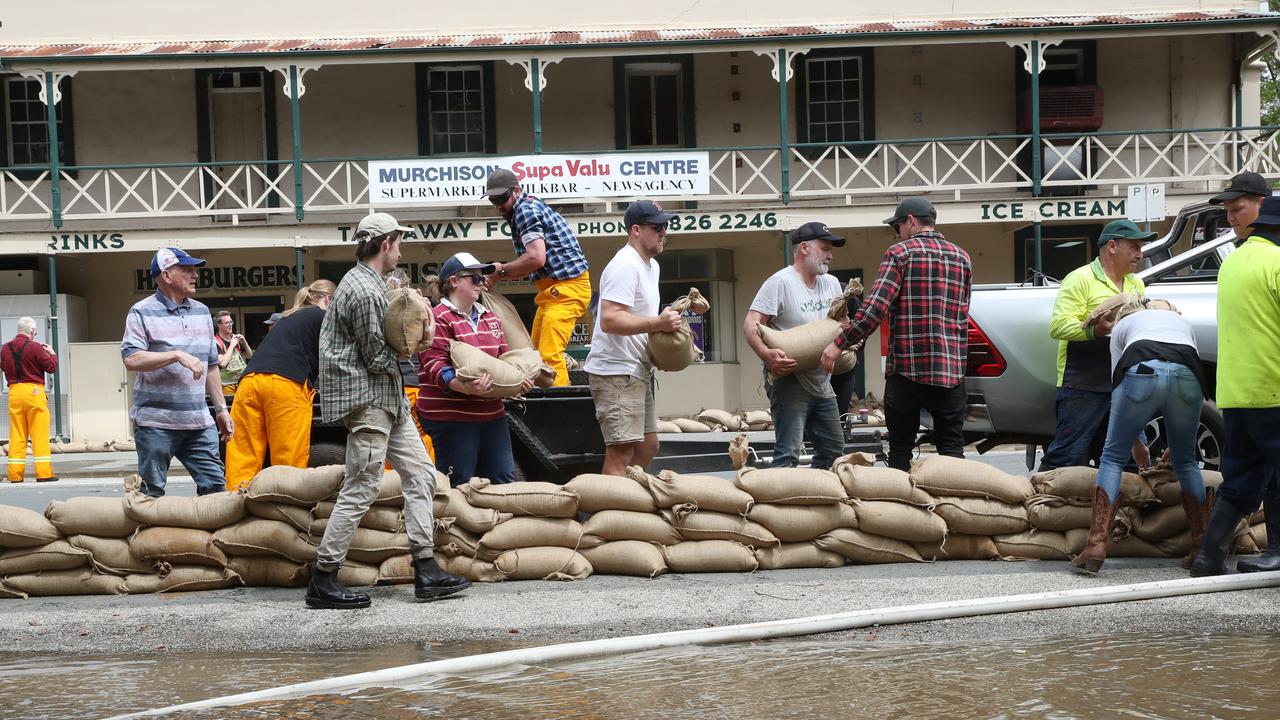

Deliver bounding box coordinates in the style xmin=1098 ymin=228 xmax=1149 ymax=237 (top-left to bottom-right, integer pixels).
xmin=416 ymin=301 xmax=509 ymax=422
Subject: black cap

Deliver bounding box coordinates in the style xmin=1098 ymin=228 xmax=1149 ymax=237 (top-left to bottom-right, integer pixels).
xmin=623 ymin=199 xmax=677 ymax=229
xmin=264 ymin=312 xmax=283 ymax=326
xmin=1249 ymin=195 xmax=1280 ymax=228
xmin=789 ymin=221 xmax=845 ymax=247
xmin=883 ymin=196 xmax=937 ymax=226
xmin=1210 ymin=171 xmax=1270 ymax=205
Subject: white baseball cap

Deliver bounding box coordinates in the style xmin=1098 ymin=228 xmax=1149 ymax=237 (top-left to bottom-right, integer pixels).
xmin=355 ymin=212 xmax=413 ymax=239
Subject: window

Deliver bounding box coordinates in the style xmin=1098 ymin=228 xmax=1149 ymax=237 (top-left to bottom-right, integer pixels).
xmin=1013 ymin=224 xmax=1098 ymax=283
xmin=1 ymin=75 xmax=74 ymax=170
xmin=415 ymin=63 xmax=495 ymax=156
xmin=794 ymin=49 xmax=875 ymax=153
xmin=614 ymin=56 xmax=695 ymax=149
xmin=1014 ymin=40 xmax=1097 ymax=93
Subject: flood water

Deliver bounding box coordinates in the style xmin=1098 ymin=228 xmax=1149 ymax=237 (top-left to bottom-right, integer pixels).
xmin=3 ymin=633 xmax=1279 ymax=719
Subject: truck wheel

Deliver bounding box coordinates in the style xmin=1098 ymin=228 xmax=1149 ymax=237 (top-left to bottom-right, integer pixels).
xmin=1142 ymin=401 xmax=1225 ymax=472
xmin=308 ymin=441 xmax=346 ymax=468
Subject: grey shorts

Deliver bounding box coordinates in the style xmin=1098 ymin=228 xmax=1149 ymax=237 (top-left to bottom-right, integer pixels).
xmin=588 ymin=373 xmax=657 ymax=445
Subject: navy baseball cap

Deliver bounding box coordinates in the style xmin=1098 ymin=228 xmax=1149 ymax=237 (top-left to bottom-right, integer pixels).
xmin=439 ymin=252 xmax=496 ymax=283
xmin=623 ymin=199 xmax=677 ymax=229
xmin=150 ymin=247 xmax=206 ymax=277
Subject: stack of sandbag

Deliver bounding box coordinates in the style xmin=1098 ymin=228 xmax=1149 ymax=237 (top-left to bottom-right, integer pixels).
xmin=909 ymin=455 xmax=1036 ymax=560
xmin=669 ymin=417 xmax=712 ymax=433
xmin=742 ymin=410 xmax=772 ymax=431
xmin=1027 ymin=465 xmax=1174 ymax=558
xmin=1132 ymin=460 xmax=1257 ymax=554
xmin=755 ymin=278 xmax=863 ymax=376
xmin=649 ymin=287 xmax=710 ymax=372
xmin=697 ymin=409 xmax=744 ymax=432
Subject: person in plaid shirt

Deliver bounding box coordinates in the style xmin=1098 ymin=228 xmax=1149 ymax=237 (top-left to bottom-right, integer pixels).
xmin=483 ymin=168 xmax=590 ymax=386
xmin=821 ymin=197 xmax=972 ymax=471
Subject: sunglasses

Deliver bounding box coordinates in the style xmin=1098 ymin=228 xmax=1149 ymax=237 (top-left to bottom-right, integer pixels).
xmin=455 ymin=274 xmax=484 ymax=284
xmin=488 ymin=188 xmax=514 ymax=206
xmin=648 ymin=222 xmax=669 ymax=234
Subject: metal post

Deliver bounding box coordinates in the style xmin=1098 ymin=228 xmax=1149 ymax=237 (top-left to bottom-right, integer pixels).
xmin=1235 ymin=67 xmax=1245 ymax=172
xmin=289 ymin=65 xmax=304 ymax=221
xmin=1029 ymin=41 xmax=1044 ymax=276
xmin=47 ymin=252 xmax=64 ymax=439
xmin=295 ymin=246 xmax=305 ymax=289
xmin=531 ymin=58 xmax=542 ymax=154
xmin=778 ymin=49 xmax=791 ymax=205
xmin=45 ymin=71 xmax=62 ymax=229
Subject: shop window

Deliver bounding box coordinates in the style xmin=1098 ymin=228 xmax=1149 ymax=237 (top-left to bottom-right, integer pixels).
xmin=416 ymin=63 xmax=496 ymax=156
xmin=656 ymin=248 xmax=735 ymax=362
xmin=0 ymin=75 xmax=75 ymax=174
xmin=794 ymin=49 xmax=875 ymax=157
xmin=1013 ymin=224 xmax=1098 ymax=283
xmin=614 ymin=56 xmax=696 ymax=149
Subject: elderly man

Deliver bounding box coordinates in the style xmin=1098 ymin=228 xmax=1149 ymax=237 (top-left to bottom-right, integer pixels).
xmin=121 ymin=248 xmax=232 ymax=497
xmin=2 ymin=317 xmax=59 ymax=483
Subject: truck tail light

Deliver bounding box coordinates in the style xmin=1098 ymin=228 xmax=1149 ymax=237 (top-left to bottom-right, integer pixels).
xmin=966 ymin=319 xmax=1007 ymax=377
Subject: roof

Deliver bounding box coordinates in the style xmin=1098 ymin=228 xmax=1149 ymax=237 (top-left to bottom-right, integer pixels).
xmin=1 ymin=11 xmax=1275 ymax=61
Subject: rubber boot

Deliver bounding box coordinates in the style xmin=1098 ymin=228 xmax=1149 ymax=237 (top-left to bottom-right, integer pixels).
xmin=1071 ymin=486 xmax=1123 ymax=575
xmin=1189 ymin=497 xmax=1248 ymax=577
xmin=1180 ymin=488 xmax=1213 ymax=570
xmin=1237 ymin=483 xmax=1280 ymax=573
xmin=413 ymin=556 xmax=470 ymax=602
xmin=305 ymin=567 xmax=371 ymax=610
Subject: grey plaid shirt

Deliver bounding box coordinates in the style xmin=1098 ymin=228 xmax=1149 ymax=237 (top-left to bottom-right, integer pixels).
xmin=319 ymin=261 xmax=404 ymax=423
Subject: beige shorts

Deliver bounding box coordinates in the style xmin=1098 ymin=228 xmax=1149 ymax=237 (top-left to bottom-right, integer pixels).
xmin=588 ymin=373 xmax=657 ymax=445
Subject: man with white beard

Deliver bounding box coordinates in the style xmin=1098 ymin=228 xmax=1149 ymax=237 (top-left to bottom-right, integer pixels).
xmin=744 ymin=222 xmax=848 ymax=469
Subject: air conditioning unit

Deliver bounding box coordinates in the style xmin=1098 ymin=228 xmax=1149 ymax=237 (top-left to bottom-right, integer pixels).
xmin=1017 ymin=85 xmax=1104 ymax=134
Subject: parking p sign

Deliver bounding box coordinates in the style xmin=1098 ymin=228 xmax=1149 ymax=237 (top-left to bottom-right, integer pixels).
xmin=1126 ymin=183 xmax=1166 ymax=222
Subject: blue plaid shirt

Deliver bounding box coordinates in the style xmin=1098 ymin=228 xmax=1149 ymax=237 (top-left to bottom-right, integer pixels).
xmin=510 ymin=194 xmax=589 ymax=281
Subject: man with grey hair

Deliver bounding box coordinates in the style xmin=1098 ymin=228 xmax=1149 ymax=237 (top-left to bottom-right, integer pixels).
xmin=2 ymin=317 xmax=59 ymax=482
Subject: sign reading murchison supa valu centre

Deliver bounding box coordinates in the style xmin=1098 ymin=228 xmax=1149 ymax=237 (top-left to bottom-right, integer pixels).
xmin=367 ymin=153 xmax=711 ymax=203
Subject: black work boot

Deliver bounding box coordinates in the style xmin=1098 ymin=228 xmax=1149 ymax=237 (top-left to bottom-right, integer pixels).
xmin=1189 ymin=497 xmax=1248 ymax=578
xmin=305 ymin=567 xmax=372 ymax=609
xmin=413 ymin=556 xmax=470 ymax=602
xmin=1238 ymin=483 xmax=1280 ymax=573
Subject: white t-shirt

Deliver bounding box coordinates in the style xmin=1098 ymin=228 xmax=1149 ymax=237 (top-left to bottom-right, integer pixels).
xmin=749 ymin=266 xmax=842 ymax=398
xmin=584 ymin=244 xmax=661 ymax=379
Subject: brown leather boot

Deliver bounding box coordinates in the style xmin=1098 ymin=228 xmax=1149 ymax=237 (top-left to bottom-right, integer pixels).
xmin=1071 ymin=486 xmax=1123 ymax=575
xmin=1181 ymin=488 xmax=1214 ymax=570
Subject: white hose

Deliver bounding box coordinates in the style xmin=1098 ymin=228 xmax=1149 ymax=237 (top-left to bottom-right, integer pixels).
xmin=110 ymin=570 xmax=1280 ymax=719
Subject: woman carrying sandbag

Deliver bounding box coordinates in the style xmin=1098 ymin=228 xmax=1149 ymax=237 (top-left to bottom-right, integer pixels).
xmin=1071 ymin=297 xmax=1208 ymax=575
xmin=417 ymin=253 xmax=532 ymax=486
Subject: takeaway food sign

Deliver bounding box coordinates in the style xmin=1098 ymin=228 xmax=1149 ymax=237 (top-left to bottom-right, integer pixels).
xmin=368 ymin=153 xmax=710 ymax=204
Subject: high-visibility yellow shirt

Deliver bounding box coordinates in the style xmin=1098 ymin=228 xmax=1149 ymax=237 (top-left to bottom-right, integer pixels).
xmin=1217 ymin=235 xmax=1280 ymax=409
xmin=1050 ymin=259 xmax=1145 ymax=388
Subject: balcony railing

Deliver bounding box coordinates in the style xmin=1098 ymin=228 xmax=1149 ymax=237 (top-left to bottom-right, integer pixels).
xmin=3 ymin=126 xmax=1278 ymax=223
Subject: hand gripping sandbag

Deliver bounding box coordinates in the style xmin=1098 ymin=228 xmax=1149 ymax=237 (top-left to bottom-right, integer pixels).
xmin=479 ymin=289 xmax=534 ymax=351
xmin=755 ymin=278 xmax=863 ymax=378
xmin=449 ymin=341 xmax=529 ymax=398
xmin=384 ymin=288 xmax=435 ymax=356
xmin=500 ymin=347 xmax=557 ymax=388
xmin=649 ymin=287 xmax=710 ymax=372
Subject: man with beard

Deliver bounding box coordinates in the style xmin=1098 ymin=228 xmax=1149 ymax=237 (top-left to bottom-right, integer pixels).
xmin=820 ymin=197 xmax=972 ymax=471
xmin=745 ymin=222 xmax=848 ymax=469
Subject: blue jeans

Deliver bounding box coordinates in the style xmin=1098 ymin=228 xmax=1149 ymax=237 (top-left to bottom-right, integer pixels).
xmin=766 ymin=373 xmax=843 ymax=469
xmin=1220 ymin=407 xmax=1280 ymax=513
xmin=1039 ymin=387 xmax=1112 ymax=471
xmin=1096 ymin=360 xmax=1204 ymax=503
xmin=134 ymin=423 xmax=226 ymax=497
xmin=422 ymin=416 xmax=516 ymax=487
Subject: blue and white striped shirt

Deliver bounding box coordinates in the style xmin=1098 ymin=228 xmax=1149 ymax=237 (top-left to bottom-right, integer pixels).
xmin=510 ymin=194 xmax=589 ymax=281
xmin=121 ymin=292 xmax=219 ymax=430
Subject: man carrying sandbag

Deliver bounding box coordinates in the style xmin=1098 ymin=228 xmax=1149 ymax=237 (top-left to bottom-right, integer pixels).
xmin=820 ymin=197 xmax=972 ymax=472
xmin=585 ymin=200 xmax=682 ymax=476
xmin=2 ymin=317 xmax=59 ymax=483
xmin=307 ymin=212 xmax=469 ymax=609
xmin=746 ymin=222 xmax=847 ymax=469
xmin=483 ymin=168 xmax=591 ymax=386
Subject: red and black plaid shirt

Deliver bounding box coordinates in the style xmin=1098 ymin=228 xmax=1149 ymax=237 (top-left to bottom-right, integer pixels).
xmin=835 ymin=230 xmax=972 ymax=387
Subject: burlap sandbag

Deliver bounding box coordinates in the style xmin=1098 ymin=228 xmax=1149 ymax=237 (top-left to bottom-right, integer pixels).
xmin=313 ymin=501 xmax=404 ymax=533
xmin=814 ymin=528 xmax=924 ymax=564
xmin=68 ymin=535 xmax=160 ymax=576
xmin=913 ymin=534 xmax=1001 ymax=561
xmin=446 ymin=488 xmax=513 ymax=534
xmin=449 ymin=341 xmax=528 ymax=398
xmin=1084 ymin=293 xmax=1140 ymax=329
xmin=697 ymin=408 xmax=740 ymax=431
xmin=3 ymin=569 xmax=127 ymax=596
xmin=837 ymin=464 xmax=934 ymax=505
xmin=1147 ymin=463 xmax=1223 ymax=506
xmin=565 ymin=473 xmax=657 ymax=513
xmin=747 ymin=503 xmax=859 ymax=542
xmin=1024 ymin=495 xmax=1095 ymax=531
xmin=374 ymin=554 xmax=414 ymax=585
xmin=909 ymin=455 xmax=1034 ymax=504
xmin=0 ymin=541 xmax=89 ymax=575
xmin=656 ymin=420 xmax=683 ymax=433
xmin=500 ymin=348 xmax=556 ymax=388
xmin=245 ymin=499 xmax=314 ymax=533
xmin=755 ymin=279 xmax=863 ymax=376
xmin=661 ymin=540 xmax=758 ymax=573
xmin=384 ymin=288 xmax=434 ymax=356
xmin=1122 ymin=504 xmax=1190 ymax=542
xmin=461 ymin=478 xmax=578 ymax=518
xmin=494 ymin=547 xmax=592 ymax=581
xmin=728 ymin=435 xmax=750 ymax=470
xmin=1031 ymin=466 xmax=1156 ymax=505
xmin=337 ymin=561 xmax=380 ymax=588
xmin=649 ymin=470 xmax=754 ymax=514
xmin=582 ymin=510 xmax=681 ymax=546
xmin=649 ymin=288 xmax=711 ymax=372
xmin=126 ymin=567 xmax=241 ymax=594
xmin=1250 ymin=522 xmax=1268 ymax=549
xmin=439 ymin=554 xmax=506 ymax=583
xmin=45 ymin=497 xmax=140 ymax=538
xmin=671 ymin=417 xmax=712 ymax=433
xmin=227 ymin=556 xmax=309 ymax=588
xmin=833 ymin=451 xmax=878 ymax=468
xmin=932 ymin=497 xmax=1030 ymax=536
xmin=130 ymin=527 xmax=228 ymax=568
xmin=479 ymin=517 xmax=584 ymax=554
xmin=743 ymin=410 xmax=772 ymax=427
xmin=436 ymin=518 xmax=487 ymax=560
xmin=0 ymin=505 xmax=63 ymax=548
xmin=122 ymin=486 xmax=246 ymax=531
xmin=479 ymin=289 xmax=533 ymax=351
xmin=243 ymin=465 xmax=346 ymax=507
xmin=345 ymin=529 xmax=411 ymax=564
xmin=850 ymin=500 xmax=947 ymax=543
xmin=213 ymin=518 xmax=318 ymax=562
xmin=664 ymin=508 xmax=779 ymax=548
xmin=735 ymin=467 xmax=847 ymax=505
xmin=0 ymin=580 xmax=27 ymax=600
xmin=993 ymin=530 xmax=1083 ymax=560
xmin=581 ymin=541 xmax=668 ymax=578
xmin=1107 ymin=534 xmax=1174 ymax=558
xmin=754 ymin=543 xmax=847 ymax=570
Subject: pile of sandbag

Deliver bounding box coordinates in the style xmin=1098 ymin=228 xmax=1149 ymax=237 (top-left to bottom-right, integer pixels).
xmin=1120 ymin=461 xmax=1260 ymax=554
xmin=655 ymin=408 xmax=773 ymax=434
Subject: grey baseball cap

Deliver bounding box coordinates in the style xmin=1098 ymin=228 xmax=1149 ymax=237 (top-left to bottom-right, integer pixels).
xmin=883 ymin=196 xmax=937 ymax=226
xmin=485 ymin=168 xmax=518 ymax=196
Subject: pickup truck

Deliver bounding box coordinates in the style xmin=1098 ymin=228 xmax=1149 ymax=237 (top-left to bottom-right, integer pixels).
xmin=963 ymin=202 xmax=1233 ymax=470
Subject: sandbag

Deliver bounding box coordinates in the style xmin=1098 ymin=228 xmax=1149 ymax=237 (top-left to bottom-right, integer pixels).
xmin=814 ymin=528 xmax=923 ymax=564
xmin=664 ymin=509 xmax=778 ymax=548
xmin=735 ymin=467 xmax=846 ymax=505
xmin=994 ymin=530 xmax=1084 ymax=560
xmin=565 ymin=474 xmax=657 ymax=513
xmin=910 ymin=455 xmax=1034 ymax=504
xmin=696 ymin=408 xmax=739 ymax=432
xmin=123 ymin=486 xmax=246 ymax=531
xmin=754 ymin=543 xmax=846 ymax=570
xmin=45 ymin=497 xmax=140 ymax=538
xmin=833 ymin=451 xmax=878 ymax=468
xmin=0 ymin=541 xmax=89 ymax=575
xmin=1147 ymin=464 xmax=1223 ymax=506
xmin=213 ymin=518 xmax=318 ymax=563
xmin=649 ymin=288 xmax=708 ymax=372
xmin=130 ymin=527 xmax=228 ymax=567
xmin=243 ymin=465 xmax=346 ymax=506
xmin=649 ymin=470 xmax=754 ymax=514
xmin=1031 ymin=466 xmax=1156 ymax=505
xmin=581 ymin=510 xmax=681 ymax=545
xmin=743 ymin=410 xmax=771 ymax=427
xmin=460 ymin=478 xmax=578 ymax=518
xmin=3 ymin=569 xmax=127 ymax=596
xmin=436 ymin=518 xmax=484 ymax=559
xmin=500 ymin=348 xmax=555 ymax=388
xmin=313 ymin=501 xmax=404 ymax=533
xmin=377 ymin=554 xmax=415 ymax=585
xmin=126 ymin=567 xmax=240 ymax=594
xmin=1105 ymin=533 xmax=1175 ymax=557
xmin=670 ymin=418 xmax=711 ymax=433
xmin=932 ymin=496 xmax=1030 ymax=536
xmin=850 ymin=500 xmax=947 ymax=543
xmin=756 ymin=319 xmax=842 ymax=375
xmin=68 ymin=535 xmax=159 ymax=576
xmin=1084 ymin=293 xmax=1138 ymax=329
xmin=112 ymin=440 xmax=136 ymax=452
xmin=0 ymin=580 xmax=26 ymax=599
xmin=661 ymin=540 xmax=758 ymax=573
xmin=746 ymin=503 xmax=859 ymax=542
xmin=837 ymin=464 xmax=933 ymax=505
xmin=1024 ymin=495 xmax=1095 ymax=531
xmin=245 ymin=499 xmax=314 ymax=533
xmin=479 ymin=289 xmax=533 ymax=351
xmin=1122 ymin=504 xmax=1190 ymax=542
xmin=1250 ymin=522 xmax=1268 ymax=549
xmin=0 ymin=505 xmax=63 ymax=548
xmin=493 ymin=547 xmax=592 ymax=581
xmin=447 ymin=489 xmax=513 ymax=534
xmin=384 ymin=287 xmax=433 ymax=356
xmin=227 ymin=556 xmax=309 ymax=588
xmin=450 ymin=340 xmax=527 ymax=398
xmin=479 ymin=518 xmax=584 ymax=554
xmin=580 ymin=541 xmax=668 ymax=578
xmin=337 ymin=561 xmax=380 ymax=588
xmin=439 ymin=554 xmax=506 ymax=583
xmin=728 ymin=435 xmax=750 ymax=471
xmin=913 ymin=534 xmax=1001 ymax=561
xmin=346 ymin=528 xmax=411 ymax=564
xmin=655 ymin=420 xmax=683 ymax=434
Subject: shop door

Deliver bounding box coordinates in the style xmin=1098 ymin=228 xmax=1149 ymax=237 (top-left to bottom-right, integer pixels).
xmin=240 ymin=307 xmax=277 ymax=350
xmin=208 ymin=69 xmax=267 ymax=217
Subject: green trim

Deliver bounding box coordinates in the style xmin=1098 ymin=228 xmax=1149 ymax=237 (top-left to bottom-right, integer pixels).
xmin=47 ymin=254 xmax=63 ymax=438
xmin=532 ymin=58 xmax=542 ymax=153
xmin=289 ymin=65 xmax=304 ymax=221
xmin=295 ymin=247 xmax=305 ymax=289
xmin=778 ymin=49 xmax=789 ymax=205
xmin=46 ymin=71 xmax=62 ymax=228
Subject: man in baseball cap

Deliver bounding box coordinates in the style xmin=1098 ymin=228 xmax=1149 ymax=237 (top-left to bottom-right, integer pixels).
xmin=790 ymin=221 xmax=846 ymax=247
xmin=1210 ymin=171 xmax=1271 ymax=242
xmin=355 ymin=212 xmax=413 ymax=240
xmin=150 ymin=247 xmax=206 ymax=277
